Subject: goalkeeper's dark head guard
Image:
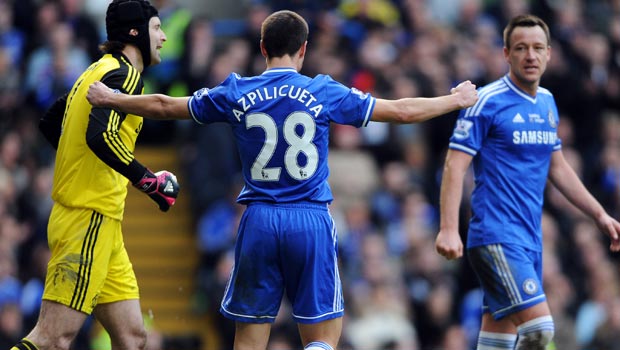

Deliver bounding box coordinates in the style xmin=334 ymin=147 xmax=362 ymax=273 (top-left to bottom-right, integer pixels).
xmin=106 ymin=0 xmax=159 ymax=67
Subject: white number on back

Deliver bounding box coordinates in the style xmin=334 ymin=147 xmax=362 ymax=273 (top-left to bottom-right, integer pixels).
xmin=246 ymin=111 xmax=318 ymax=181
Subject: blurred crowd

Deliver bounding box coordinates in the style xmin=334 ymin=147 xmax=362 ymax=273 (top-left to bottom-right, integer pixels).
xmin=1 ymin=0 xmax=620 ymax=349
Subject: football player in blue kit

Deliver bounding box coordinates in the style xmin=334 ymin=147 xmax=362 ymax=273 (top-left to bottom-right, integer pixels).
xmin=435 ymin=14 xmax=620 ymax=350
xmin=86 ymin=10 xmax=478 ymax=350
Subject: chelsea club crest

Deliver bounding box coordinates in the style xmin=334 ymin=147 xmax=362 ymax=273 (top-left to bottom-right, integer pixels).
xmin=523 ymin=278 xmax=538 ymax=295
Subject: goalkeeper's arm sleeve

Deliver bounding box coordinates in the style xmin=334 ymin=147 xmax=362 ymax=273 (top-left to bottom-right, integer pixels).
xmin=86 ymin=108 xmax=180 ymax=211
xmin=85 ymin=106 xmax=147 ymax=182
xmin=39 ymin=93 xmax=68 ymax=149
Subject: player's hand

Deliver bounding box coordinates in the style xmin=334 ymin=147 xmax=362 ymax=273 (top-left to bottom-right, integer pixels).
xmin=133 ymin=169 xmax=180 ymax=212
xmin=435 ymin=229 xmax=464 ymax=260
xmin=595 ymin=214 xmax=620 ymax=252
xmin=450 ymin=80 xmax=478 ymax=109
xmin=87 ymin=81 xmax=116 ymax=107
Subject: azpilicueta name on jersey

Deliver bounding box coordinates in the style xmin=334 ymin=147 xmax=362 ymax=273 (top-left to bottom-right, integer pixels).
xmin=233 ymin=85 xmax=324 ymax=121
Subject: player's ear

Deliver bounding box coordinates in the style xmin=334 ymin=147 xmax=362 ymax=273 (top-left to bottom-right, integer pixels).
xmin=298 ymin=41 xmax=307 ymax=58
xmin=260 ymin=40 xmax=268 ymax=58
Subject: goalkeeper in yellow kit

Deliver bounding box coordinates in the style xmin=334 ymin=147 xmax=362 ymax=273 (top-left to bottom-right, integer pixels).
xmin=11 ymin=1 xmax=179 ymax=350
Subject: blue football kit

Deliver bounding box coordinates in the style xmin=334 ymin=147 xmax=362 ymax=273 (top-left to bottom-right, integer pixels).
xmin=188 ymin=68 xmax=375 ymax=323
xmin=449 ymin=75 xmax=561 ymax=319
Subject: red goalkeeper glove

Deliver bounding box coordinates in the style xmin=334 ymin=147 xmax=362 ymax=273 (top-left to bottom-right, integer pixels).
xmin=133 ymin=169 xmax=180 ymax=212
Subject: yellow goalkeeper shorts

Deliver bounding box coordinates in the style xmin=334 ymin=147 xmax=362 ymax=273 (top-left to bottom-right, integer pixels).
xmin=43 ymin=203 xmax=139 ymax=314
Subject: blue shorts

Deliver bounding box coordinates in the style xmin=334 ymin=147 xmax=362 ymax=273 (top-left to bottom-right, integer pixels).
xmin=220 ymin=202 xmax=344 ymax=324
xmin=467 ymin=243 xmax=546 ymax=320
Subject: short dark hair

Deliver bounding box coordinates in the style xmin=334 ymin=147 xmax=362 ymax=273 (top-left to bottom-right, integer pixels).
xmin=260 ymin=10 xmax=308 ymax=59
xmin=99 ymin=41 xmax=125 ymax=55
xmin=503 ymin=14 xmax=550 ymax=49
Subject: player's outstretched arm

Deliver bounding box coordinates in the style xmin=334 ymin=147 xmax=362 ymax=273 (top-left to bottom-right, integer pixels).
xmin=548 ymin=150 xmax=620 ymax=251
xmin=435 ymin=149 xmax=473 ymax=260
xmin=87 ymin=81 xmax=191 ymax=120
xmin=371 ymin=80 xmax=478 ymax=124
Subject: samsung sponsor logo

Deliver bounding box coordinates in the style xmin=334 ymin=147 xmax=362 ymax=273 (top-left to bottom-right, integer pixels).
xmin=512 ymin=130 xmax=557 ymax=145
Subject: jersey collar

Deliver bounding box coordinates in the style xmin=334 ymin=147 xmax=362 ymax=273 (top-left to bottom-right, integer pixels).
xmin=262 ymin=67 xmax=298 ymax=75
xmin=502 ymin=75 xmax=538 ymax=104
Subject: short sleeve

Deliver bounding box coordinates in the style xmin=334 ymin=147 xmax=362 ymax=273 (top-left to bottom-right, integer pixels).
xmin=188 ymin=74 xmax=239 ymax=125
xmin=448 ymin=103 xmax=494 ymax=156
xmin=320 ymin=75 xmax=375 ymax=128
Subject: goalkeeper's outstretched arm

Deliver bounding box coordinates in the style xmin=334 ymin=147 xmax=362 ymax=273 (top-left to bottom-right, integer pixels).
xmin=87 ymin=81 xmax=191 ymax=120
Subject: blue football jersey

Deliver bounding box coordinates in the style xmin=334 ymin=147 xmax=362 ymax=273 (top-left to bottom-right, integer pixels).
xmin=449 ymin=75 xmax=561 ymax=251
xmin=188 ymin=68 xmax=376 ymax=204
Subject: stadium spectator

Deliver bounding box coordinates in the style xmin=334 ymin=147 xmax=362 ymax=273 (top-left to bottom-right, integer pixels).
xmin=0 ymin=0 xmax=26 ymax=67
xmin=23 ymin=22 xmax=90 ymax=110
xmin=59 ymin=0 xmax=102 ymax=61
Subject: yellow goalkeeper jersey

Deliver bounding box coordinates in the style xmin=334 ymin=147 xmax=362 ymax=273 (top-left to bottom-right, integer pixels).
xmin=52 ymin=53 xmax=144 ymax=220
